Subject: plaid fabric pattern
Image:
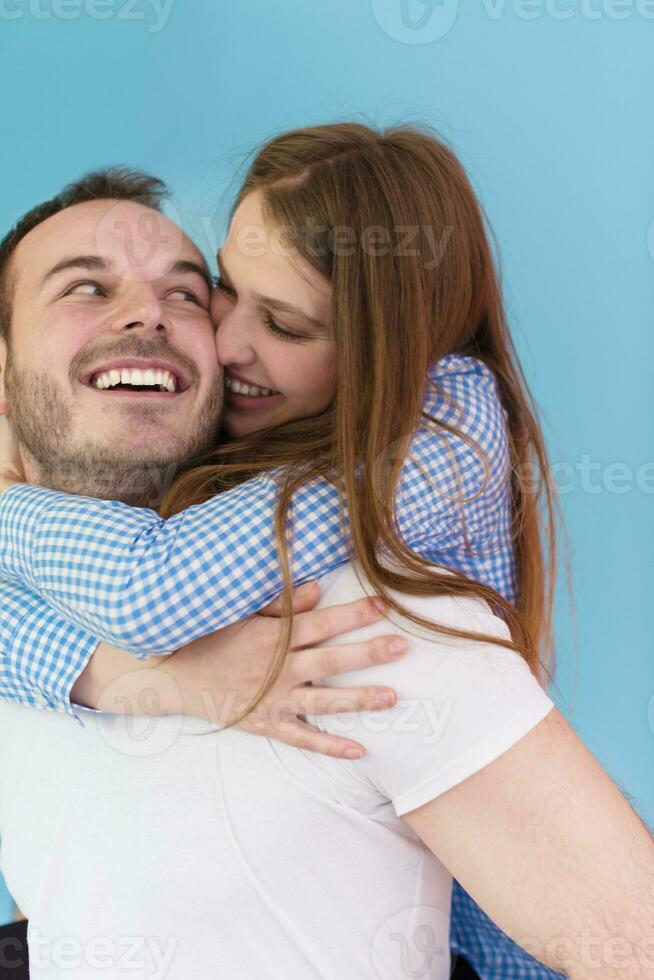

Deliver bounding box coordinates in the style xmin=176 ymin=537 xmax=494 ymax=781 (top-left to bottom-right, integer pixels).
xmin=451 ymin=882 xmax=565 ymax=978
xmin=0 ymin=352 xmax=563 ymax=979
xmin=0 ymin=576 xmax=98 ymax=722
xmin=0 ymin=355 xmax=515 ymax=656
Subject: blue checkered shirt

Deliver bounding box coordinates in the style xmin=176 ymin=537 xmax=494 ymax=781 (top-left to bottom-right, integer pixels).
xmin=0 ymin=352 xmax=563 ymax=979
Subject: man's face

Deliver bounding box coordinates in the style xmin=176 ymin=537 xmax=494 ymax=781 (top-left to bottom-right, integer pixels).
xmin=0 ymin=199 xmax=223 ymax=501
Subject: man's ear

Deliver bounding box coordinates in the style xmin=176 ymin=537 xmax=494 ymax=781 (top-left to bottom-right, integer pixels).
xmin=0 ymin=338 xmax=8 ymax=415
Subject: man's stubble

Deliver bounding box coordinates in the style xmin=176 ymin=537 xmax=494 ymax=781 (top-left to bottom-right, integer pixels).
xmin=4 ymin=348 xmax=223 ymax=505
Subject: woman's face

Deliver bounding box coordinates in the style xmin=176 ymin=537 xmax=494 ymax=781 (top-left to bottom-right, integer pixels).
xmin=212 ymin=190 xmax=337 ymax=438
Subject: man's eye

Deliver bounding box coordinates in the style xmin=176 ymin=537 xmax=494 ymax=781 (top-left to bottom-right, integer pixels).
xmin=64 ymin=280 xmax=106 ymax=297
xmin=168 ymin=288 xmax=203 ymax=305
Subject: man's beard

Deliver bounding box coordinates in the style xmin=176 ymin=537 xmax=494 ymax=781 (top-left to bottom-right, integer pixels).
xmin=4 ymin=352 xmax=223 ymax=505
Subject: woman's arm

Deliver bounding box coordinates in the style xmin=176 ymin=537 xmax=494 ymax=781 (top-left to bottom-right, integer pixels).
xmin=72 ymin=590 xmax=408 ymax=759
xmin=0 ymin=574 xmax=101 ymax=723
xmin=0 ymin=355 xmax=508 ymax=654
xmin=0 ymin=569 xmax=407 ymax=757
xmin=403 ymin=708 xmax=654 ymax=979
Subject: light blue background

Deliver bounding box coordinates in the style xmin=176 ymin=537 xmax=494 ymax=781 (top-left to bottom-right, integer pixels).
xmin=0 ymin=0 xmax=652 ymax=925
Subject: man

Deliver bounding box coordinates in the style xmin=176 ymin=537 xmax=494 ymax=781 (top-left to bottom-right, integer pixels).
xmin=0 ymin=168 xmax=415 ymax=974
xmin=0 ymin=171 xmax=651 ymax=979
xmin=0 ymin=167 xmax=401 ymax=758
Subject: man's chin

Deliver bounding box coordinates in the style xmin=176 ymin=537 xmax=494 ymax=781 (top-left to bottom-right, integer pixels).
xmin=29 ymin=431 xmax=193 ymax=505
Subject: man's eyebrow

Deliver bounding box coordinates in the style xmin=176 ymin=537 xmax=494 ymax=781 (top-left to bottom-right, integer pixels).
xmin=39 ymin=255 xmax=111 ymax=291
xmin=167 ymin=259 xmax=213 ymax=293
xmin=216 ymin=250 xmax=327 ymax=333
xmin=39 ymin=255 xmax=213 ymax=294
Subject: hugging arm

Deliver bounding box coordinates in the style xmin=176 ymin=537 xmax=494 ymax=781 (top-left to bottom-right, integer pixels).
xmin=404 ymin=709 xmax=654 ymax=978
xmin=313 ymin=594 xmax=654 ymax=979
xmin=0 ymin=356 xmax=507 ymax=655
xmin=0 ymin=572 xmax=408 ymax=758
xmin=0 ymin=574 xmax=100 ymax=722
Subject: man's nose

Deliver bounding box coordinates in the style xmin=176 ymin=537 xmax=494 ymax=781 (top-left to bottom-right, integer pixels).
xmin=112 ymin=287 xmax=166 ymax=334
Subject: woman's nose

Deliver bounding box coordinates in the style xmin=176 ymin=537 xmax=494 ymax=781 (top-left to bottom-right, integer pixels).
xmin=215 ymin=311 xmax=256 ymax=366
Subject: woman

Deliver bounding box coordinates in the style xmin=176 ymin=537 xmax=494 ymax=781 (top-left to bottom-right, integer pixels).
xmin=0 ymin=123 xmax=556 ymax=688
xmin=0 ymin=124 xmax=649 ymax=979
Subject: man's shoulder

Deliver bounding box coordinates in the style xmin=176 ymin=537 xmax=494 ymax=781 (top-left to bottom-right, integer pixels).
xmin=316 ymin=560 xmax=510 ymax=647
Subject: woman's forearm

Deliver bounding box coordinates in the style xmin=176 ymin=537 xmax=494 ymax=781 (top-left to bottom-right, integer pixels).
xmin=0 ymin=574 xmax=100 ymax=718
xmin=70 ymin=643 xmax=183 ymax=717
xmin=0 ymin=476 xmax=349 ymax=655
xmin=0 ymin=357 xmax=509 ymax=655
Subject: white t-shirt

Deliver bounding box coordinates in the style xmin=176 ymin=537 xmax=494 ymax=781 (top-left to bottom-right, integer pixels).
xmin=0 ymin=563 xmax=555 ymax=980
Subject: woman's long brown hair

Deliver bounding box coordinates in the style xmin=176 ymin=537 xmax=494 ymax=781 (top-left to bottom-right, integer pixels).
xmin=159 ymin=122 xmax=559 ymax=726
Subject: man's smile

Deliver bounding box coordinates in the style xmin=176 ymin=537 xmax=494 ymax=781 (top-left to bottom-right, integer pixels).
xmin=78 ymin=357 xmax=192 ymax=398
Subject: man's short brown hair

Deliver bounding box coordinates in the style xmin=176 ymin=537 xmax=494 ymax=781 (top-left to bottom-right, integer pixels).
xmin=0 ymin=166 xmax=169 ymax=343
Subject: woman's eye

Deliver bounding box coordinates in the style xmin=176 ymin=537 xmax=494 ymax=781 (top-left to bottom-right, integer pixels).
xmin=214 ymin=276 xmax=236 ymax=298
xmin=265 ymin=314 xmax=303 ymax=344
xmin=64 ymin=280 xmax=106 ymax=297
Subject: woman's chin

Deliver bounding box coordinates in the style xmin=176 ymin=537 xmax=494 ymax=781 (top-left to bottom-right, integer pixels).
xmin=223 ymin=409 xmax=271 ymax=439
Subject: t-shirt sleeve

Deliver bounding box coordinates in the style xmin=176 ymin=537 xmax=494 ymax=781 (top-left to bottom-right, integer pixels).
xmin=306 ymin=566 xmax=555 ymax=817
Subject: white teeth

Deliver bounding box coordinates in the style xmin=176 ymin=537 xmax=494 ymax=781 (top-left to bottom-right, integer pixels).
xmin=90 ymin=366 xmax=178 ymax=393
xmin=225 ymin=376 xmax=276 ymax=398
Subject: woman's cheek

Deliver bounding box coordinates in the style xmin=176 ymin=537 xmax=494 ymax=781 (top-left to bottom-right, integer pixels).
xmin=315 ymin=347 xmax=338 ymax=402
xmin=294 ymin=348 xmax=337 ymax=412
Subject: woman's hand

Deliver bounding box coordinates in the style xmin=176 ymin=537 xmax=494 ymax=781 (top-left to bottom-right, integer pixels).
xmin=164 ymin=583 xmax=406 ymax=758
xmin=73 ymin=583 xmax=407 ymax=760
xmin=0 ymin=415 xmax=25 ymax=495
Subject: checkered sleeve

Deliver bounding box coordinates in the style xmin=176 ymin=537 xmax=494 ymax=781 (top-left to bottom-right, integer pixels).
xmin=397 ymin=354 xmax=515 ymax=599
xmin=0 ymin=354 xmax=512 ymax=655
xmin=0 ymin=574 xmax=100 ymax=725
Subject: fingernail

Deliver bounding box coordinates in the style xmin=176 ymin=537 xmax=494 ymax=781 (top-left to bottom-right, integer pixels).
xmin=372 ymin=597 xmax=388 ymax=614
xmin=389 ymin=639 xmax=407 ymax=658
xmin=376 ymin=692 xmax=396 ymax=707
xmin=343 ymin=747 xmax=363 ymax=760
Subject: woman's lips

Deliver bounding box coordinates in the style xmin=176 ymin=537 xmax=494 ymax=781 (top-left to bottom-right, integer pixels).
xmin=224 ymin=388 xmax=283 ymax=412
